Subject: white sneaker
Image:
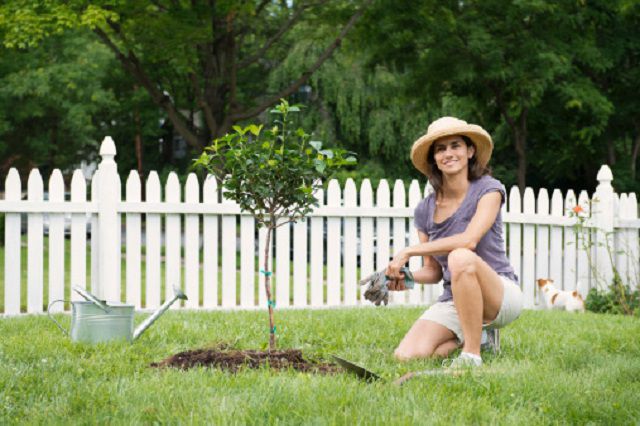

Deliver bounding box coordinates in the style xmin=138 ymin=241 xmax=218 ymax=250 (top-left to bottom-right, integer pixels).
xmin=444 ymin=352 xmax=483 ymax=370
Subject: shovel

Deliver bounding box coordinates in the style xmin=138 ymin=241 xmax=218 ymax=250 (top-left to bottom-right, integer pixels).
xmin=331 ymin=355 xmax=381 ymax=382
xmin=332 ymin=355 xmax=454 ymax=385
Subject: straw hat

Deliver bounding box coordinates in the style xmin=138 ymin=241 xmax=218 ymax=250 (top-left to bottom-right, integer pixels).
xmin=410 ymin=117 xmax=493 ymax=176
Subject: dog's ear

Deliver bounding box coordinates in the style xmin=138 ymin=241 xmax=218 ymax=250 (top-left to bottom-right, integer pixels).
xmin=536 ymin=278 xmax=546 ymax=287
xmin=572 ymin=290 xmax=584 ymax=300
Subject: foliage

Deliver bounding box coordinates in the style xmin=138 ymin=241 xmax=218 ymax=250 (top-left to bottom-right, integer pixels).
xmin=0 ymin=1 xmax=639 ymax=195
xmin=194 ymin=99 xmax=355 ymax=349
xmin=0 ymin=31 xmax=117 ymax=175
xmin=585 ymin=279 xmax=640 ymax=316
xmin=1 ymin=309 xmax=640 ymax=423
xmin=0 ymin=0 xmax=373 ymax=153
xmin=195 ymin=99 xmax=356 ymax=227
xmin=570 ymin=203 xmax=638 ymax=316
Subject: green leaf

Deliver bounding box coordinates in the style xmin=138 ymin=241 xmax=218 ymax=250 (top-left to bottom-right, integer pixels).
xmin=319 ymin=149 xmax=334 ymax=159
xmin=310 ymin=141 xmax=322 ymax=151
xmin=247 ymin=124 xmax=263 ymax=136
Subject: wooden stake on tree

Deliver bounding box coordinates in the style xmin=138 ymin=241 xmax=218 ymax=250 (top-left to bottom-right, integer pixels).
xmin=263 ymin=225 xmax=276 ymax=350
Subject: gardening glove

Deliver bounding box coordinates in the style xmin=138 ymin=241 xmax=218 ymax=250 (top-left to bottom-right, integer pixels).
xmin=359 ymin=267 xmax=415 ymax=306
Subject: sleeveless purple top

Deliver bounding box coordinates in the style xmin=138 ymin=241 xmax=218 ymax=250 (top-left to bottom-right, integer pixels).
xmin=413 ymin=175 xmax=518 ymax=302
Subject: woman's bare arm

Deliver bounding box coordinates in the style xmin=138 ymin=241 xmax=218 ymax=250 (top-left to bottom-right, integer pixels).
xmin=410 ymin=231 xmax=443 ymax=284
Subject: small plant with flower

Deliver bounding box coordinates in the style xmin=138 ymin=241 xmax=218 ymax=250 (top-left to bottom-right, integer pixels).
xmin=569 ymin=202 xmax=639 ymax=316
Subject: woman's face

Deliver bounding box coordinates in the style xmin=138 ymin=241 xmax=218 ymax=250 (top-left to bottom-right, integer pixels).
xmin=432 ymin=135 xmax=475 ymax=175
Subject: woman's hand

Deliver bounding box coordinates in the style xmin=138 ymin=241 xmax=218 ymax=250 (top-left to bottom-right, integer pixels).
xmin=386 ymin=250 xmax=411 ymax=281
xmin=387 ymin=278 xmax=407 ymax=291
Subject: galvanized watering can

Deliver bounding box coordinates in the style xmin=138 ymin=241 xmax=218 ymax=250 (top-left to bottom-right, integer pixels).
xmin=47 ymin=286 xmax=187 ymax=344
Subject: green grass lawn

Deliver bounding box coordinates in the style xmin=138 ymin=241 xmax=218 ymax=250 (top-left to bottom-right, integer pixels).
xmin=1 ymin=307 xmax=639 ymax=424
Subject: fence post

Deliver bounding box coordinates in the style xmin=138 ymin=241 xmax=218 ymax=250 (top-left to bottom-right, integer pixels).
xmin=96 ymin=137 xmax=121 ymax=300
xmin=593 ymin=164 xmax=615 ymax=288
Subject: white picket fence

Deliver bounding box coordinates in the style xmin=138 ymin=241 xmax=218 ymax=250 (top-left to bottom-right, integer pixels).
xmin=1 ymin=137 xmax=639 ymax=315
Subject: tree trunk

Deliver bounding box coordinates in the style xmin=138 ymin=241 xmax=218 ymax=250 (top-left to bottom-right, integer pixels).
xmin=513 ymin=110 xmax=528 ymax=192
xmin=133 ymin=94 xmax=145 ymax=198
xmin=607 ymin=138 xmax=616 ymax=166
xmin=632 ymin=124 xmax=640 ymax=181
xmin=515 ymin=134 xmax=527 ymax=192
xmin=263 ymin=224 xmax=276 ymax=351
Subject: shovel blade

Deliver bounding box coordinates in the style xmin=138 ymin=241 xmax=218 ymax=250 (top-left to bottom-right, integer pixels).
xmin=331 ymin=355 xmax=381 ymax=382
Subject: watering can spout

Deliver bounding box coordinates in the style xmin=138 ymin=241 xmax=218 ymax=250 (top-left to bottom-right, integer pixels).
xmin=132 ymin=286 xmax=187 ymax=341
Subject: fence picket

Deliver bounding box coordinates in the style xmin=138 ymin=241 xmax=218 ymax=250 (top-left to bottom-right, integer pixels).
xmin=327 ymin=179 xmax=341 ymax=306
xmin=293 ymin=214 xmax=308 ymax=307
xmin=359 ymin=180 xmax=374 ymax=304
xmin=627 ymin=193 xmax=639 ymax=290
xmin=310 ymin=182 xmax=324 ymax=306
xmin=47 ymin=170 xmax=65 ymax=313
xmin=275 ymin=217 xmax=290 ymax=308
xmin=165 ymin=173 xmax=182 ymax=305
xmin=549 ymin=189 xmax=564 ymax=286
xmin=4 ymin=169 xmax=21 ymax=314
xmin=310 ymin=183 xmax=324 ymax=306
xmin=145 ymin=172 xmax=162 ymax=308
xmin=535 ymin=188 xmax=550 ymax=307
xmin=221 ymin=182 xmax=237 ymax=307
xmin=376 ymin=180 xmax=391 ymax=282
xmin=90 ymin=172 xmax=99 ymax=296
xmin=202 ymin=175 xmax=218 ymax=308
xmin=563 ymin=190 xmax=577 ymax=290
xmin=522 ymin=187 xmax=535 ymax=308
xmin=240 ymin=201 xmax=255 ymax=308
xmin=408 ymin=180 xmax=423 ymax=305
xmin=184 ymin=174 xmax=200 ymax=308
xmin=70 ymin=170 xmax=88 ymax=303
xmin=125 ymin=171 xmax=142 ymax=308
xmin=343 ymin=179 xmax=358 ymax=305
xmin=508 ymin=186 xmax=522 ymax=287
xmin=27 ymin=170 xmax=44 ymax=313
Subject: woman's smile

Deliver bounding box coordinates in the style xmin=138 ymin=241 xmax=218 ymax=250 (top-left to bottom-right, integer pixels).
xmin=433 ymin=136 xmax=473 ymax=173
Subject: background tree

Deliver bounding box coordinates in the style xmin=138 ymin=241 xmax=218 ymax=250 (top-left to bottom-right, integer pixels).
xmin=0 ymin=0 xmax=373 ymax=154
xmin=0 ymin=31 xmax=116 ymax=176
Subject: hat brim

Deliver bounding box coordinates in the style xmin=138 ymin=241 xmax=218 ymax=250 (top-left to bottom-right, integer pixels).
xmin=410 ymin=124 xmax=493 ymax=176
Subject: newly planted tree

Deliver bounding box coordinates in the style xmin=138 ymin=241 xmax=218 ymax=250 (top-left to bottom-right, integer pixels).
xmin=194 ymin=99 xmax=355 ymax=350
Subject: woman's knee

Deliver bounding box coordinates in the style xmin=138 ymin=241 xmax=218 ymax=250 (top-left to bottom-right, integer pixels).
xmin=433 ymin=340 xmax=459 ymax=357
xmin=393 ymin=344 xmax=436 ymax=361
xmin=448 ymin=248 xmax=477 ymax=278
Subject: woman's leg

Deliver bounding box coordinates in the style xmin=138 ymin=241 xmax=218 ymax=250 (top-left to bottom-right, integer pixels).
xmin=448 ymin=248 xmax=504 ymax=356
xmin=394 ymin=319 xmax=458 ymax=361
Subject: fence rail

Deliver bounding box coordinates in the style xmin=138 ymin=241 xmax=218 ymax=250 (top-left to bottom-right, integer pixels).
xmin=1 ymin=137 xmax=639 ymax=315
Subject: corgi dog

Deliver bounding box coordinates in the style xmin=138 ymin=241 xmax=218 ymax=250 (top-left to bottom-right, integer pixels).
xmin=536 ymin=278 xmax=586 ymax=312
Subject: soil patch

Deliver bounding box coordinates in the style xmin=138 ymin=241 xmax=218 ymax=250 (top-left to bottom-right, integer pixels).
xmin=151 ymin=347 xmax=340 ymax=374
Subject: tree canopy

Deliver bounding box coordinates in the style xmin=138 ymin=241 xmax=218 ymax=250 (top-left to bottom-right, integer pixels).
xmin=1 ymin=0 xmax=639 ymax=194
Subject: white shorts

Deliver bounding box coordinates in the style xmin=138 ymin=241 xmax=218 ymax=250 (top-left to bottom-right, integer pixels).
xmin=419 ymin=275 xmax=523 ymax=343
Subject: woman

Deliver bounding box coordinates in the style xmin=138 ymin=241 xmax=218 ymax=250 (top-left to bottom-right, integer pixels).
xmin=385 ymin=116 xmax=523 ymax=368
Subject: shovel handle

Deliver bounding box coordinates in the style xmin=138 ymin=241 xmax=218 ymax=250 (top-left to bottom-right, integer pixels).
xmin=47 ymin=299 xmax=70 ymax=336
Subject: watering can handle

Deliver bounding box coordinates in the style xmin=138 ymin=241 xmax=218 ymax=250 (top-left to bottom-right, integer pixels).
xmin=47 ymin=299 xmax=70 ymax=336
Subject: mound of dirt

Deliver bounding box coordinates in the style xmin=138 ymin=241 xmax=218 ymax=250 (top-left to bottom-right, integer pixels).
xmin=150 ymin=347 xmax=340 ymax=374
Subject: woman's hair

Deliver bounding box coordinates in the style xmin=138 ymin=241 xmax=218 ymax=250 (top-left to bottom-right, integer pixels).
xmin=426 ymin=135 xmax=491 ymax=195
